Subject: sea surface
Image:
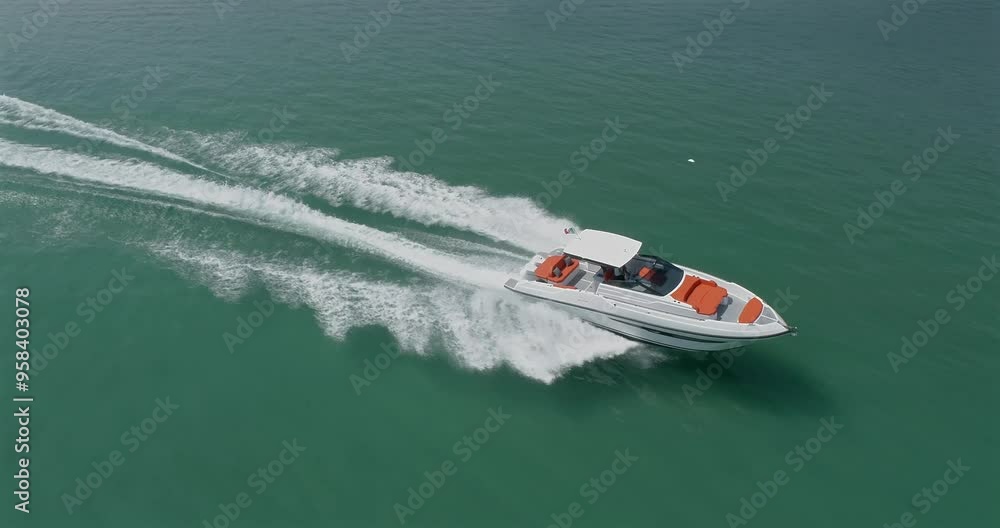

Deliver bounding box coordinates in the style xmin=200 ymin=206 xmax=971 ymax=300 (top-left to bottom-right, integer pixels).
xmin=0 ymin=0 xmax=996 ymax=527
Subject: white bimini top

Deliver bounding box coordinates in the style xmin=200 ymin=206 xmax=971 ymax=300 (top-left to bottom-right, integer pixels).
xmin=563 ymin=229 xmax=642 ymax=268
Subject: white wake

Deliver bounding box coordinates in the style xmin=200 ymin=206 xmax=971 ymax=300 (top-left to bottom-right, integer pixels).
xmin=0 ymin=138 xmax=511 ymax=289
xmin=149 ymin=242 xmax=635 ymax=383
xmin=152 ymin=130 xmax=572 ymax=251
xmin=0 ymin=97 xmax=644 ymax=382
xmin=1 ymin=96 xmax=571 ymax=251
xmin=0 ymin=95 xmax=221 ymax=177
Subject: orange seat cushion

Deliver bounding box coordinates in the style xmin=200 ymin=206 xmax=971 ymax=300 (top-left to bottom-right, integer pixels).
xmin=686 ymin=283 xmax=713 ymax=307
xmin=534 ymin=255 xmax=579 ymax=284
xmin=671 ymin=275 xmax=702 ymax=302
xmin=739 ymin=298 xmax=764 ymax=323
xmin=638 ymin=267 xmax=654 ymax=280
xmin=696 ymin=287 xmax=728 ymax=316
xmin=534 ymin=255 xmax=563 ymax=279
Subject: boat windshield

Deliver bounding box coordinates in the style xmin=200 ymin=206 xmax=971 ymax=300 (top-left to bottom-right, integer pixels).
xmin=605 ymin=254 xmax=683 ymax=296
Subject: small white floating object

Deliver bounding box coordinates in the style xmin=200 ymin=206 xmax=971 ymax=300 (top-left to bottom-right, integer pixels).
xmin=688 ymin=159 xmax=695 ymax=163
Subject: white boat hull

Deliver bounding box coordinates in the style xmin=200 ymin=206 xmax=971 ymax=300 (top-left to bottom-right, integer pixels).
xmin=575 ymin=309 xmax=758 ymax=352
xmin=505 ymin=230 xmax=796 ymax=352
xmin=507 ymin=287 xmax=787 ymax=352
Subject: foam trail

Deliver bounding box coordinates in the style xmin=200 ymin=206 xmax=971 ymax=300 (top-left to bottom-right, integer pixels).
xmin=155 ymin=131 xmax=573 ymax=252
xmin=0 ymin=190 xmax=46 ymax=207
xmin=403 ymin=230 xmax=528 ymax=261
xmin=0 ymin=96 xmax=225 ymax=178
xmin=10 ymin=173 xmax=524 ymax=270
xmin=148 ymin=242 xmax=636 ymax=383
xmin=0 ymin=139 xmax=509 ymax=289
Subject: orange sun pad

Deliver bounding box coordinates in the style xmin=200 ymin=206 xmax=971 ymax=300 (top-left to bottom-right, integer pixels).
xmin=672 ymin=274 xmax=726 ymax=315
xmin=739 ymin=298 xmax=764 ymax=323
xmin=671 ymin=275 xmax=702 ymax=302
xmin=534 ymin=255 xmax=579 ymax=284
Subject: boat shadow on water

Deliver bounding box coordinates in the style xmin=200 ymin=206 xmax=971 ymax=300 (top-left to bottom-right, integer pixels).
xmin=557 ymin=345 xmax=838 ymax=418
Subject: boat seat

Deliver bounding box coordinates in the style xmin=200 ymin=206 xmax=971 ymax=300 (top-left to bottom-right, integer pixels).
xmin=671 ymin=274 xmax=727 ymax=315
xmin=638 ymin=266 xmax=667 ymax=286
xmin=534 ymin=255 xmax=580 ymax=284
xmin=670 ymin=275 xmax=717 ymax=302
xmin=739 ymin=298 xmax=764 ymax=323
xmin=686 ymin=283 xmax=711 ymax=307
xmin=694 ymin=286 xmax=728 ymax=316
xmin=670 ymin=275 xmax=702 ymax=302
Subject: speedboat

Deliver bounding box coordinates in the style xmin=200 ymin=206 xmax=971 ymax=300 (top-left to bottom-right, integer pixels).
xmin=504 ymin=229 xmax=795 ymax=351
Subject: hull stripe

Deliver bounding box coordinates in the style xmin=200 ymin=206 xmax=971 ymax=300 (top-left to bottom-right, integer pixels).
xmin=606 ymin=316 xmax=725 ymax=343
xmin=585 ymin=321 xmax=709 ymax=352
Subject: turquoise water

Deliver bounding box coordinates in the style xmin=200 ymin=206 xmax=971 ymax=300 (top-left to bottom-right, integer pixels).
xmin=1 ymin=0 xmax=996 ymax=526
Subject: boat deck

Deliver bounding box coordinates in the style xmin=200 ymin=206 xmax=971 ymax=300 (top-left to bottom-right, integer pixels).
xmin=563 ymin=260 xmax=604 ymax=292
xmin=541 ymin=252 xmax=758 ymax=323
xmin=513 ymin=232 xmax=791 ymax=339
